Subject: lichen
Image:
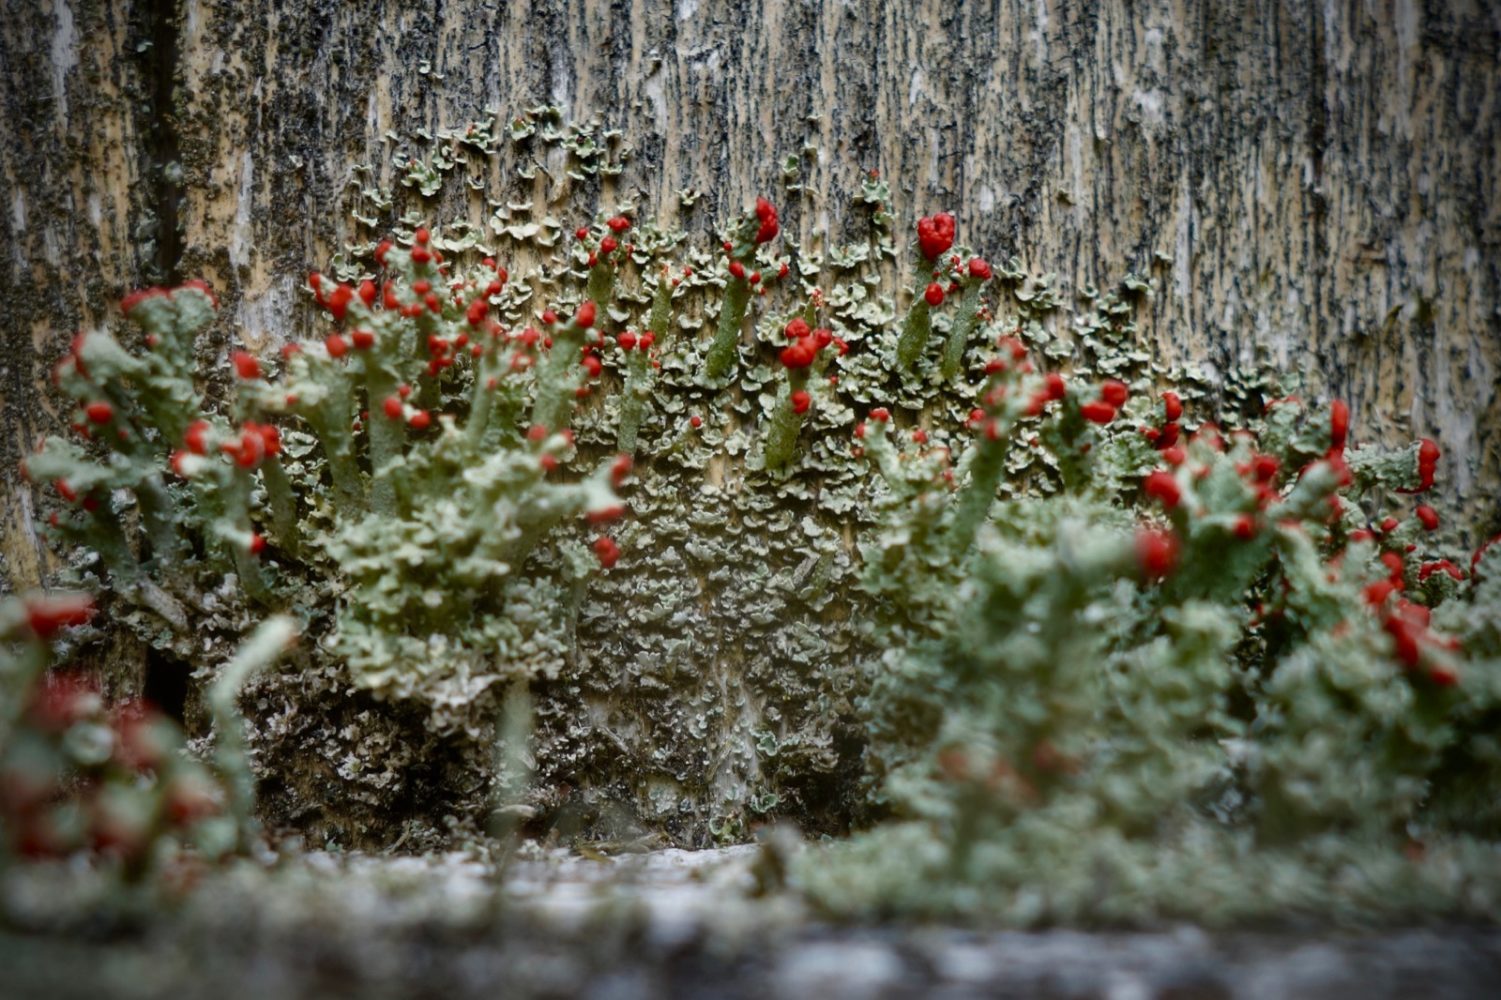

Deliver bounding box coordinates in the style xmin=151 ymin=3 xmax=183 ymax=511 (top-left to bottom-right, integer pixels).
xmin=17 ymin=109 xmax=1501 ymax=934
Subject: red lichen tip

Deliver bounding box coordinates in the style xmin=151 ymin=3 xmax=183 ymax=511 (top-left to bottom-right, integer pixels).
xmin=779 ymin=336 xmax=819 ymax=369
xmin=1330 ymin=399 xmax=1350 ymax=450
xmin=1143 ymin=470 xmax=1181 ymax=510
xmin=915 ymin=212 xmax=956 ymax=261
xmin=754 ymin=197 xmax=779 ymax=244
xmin=1413 ymin=438 xmax=1440 ymax=493
xmin=1136 ymin=527 xmax=1180 ymax=580
xmin=23 ymin=593 xmax=96 ymax=640
xmin=1080 ymin=400 xmax=1117 ymax=425
xmin=593 ymin=536 xmax=621 ymax=569
xmin=610 ymin=454 xmax=634 ymax=486
xmin=325 ymin=284 xmax=354 ymax=322
xmin=1414 ymin=505 xmax=1439 ymax=531
xmin=232 ymin=351 xmax=262 ymax=380
xmin=1419 ymin=559 xmax=1462 ymax=583
xmin=586 ymin=503 xmax=626 ymax=524
xmin=183 ymin=419 xmax=210 ymax=456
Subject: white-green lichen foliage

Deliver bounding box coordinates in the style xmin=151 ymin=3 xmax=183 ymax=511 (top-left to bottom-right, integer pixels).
xmin=25 ymin=106 xmax=1501 ymax=923
xmin=0 ymin=594 xmax=296 ymax=874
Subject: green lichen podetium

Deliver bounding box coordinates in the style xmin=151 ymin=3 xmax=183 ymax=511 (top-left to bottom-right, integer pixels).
xmin=893 ymin=290 xmax=933 ymax=372
xmin=937 ymin=270 xmax=989 ymax=382
xmin=615 ymin=273 xmax=674 ymax=454
xmin=703 ymin=199 xmax=780 ymax=380
xmin=797 ymin=355 xmax=1501 ymax=925
xmin=760 ymin=368 xmax=813 ymax=472
xmin=0 ymin=592 xmax=295 ymax=877
xmin=25 ymin=125 xmax=1501 ymax=917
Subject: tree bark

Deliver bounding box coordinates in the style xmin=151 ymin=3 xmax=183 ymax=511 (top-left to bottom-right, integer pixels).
xmin=5 ymin=0 xmax=1498 ymax=596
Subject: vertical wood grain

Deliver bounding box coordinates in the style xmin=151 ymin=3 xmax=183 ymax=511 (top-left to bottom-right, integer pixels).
xmin=3 ymin=0 xmax=1498 ymax=592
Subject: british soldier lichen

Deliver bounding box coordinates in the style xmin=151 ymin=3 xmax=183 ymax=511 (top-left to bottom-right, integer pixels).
xmin=33 ymin=229 xmax=639 ymax=729
xmin=797 ymin=333 xmax=1501 ymax=923
xmin=0 ymin=593 xmax=294 ymax=874
xmin=702 ymin=197 xmax=781 ymax=380
xmin=17 ymin=111 xmax=1501 ymax=921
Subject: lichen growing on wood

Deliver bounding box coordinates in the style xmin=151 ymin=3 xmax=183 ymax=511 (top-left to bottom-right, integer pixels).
xmin=797 ymin=359 xmax=1501 ymax=923
xmin=10 ymin=104 xmax=1501 ymax=929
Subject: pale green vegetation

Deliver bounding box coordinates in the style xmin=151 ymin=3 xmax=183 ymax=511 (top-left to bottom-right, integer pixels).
xmin=6 ymin=113 xmax=1498 ymax=925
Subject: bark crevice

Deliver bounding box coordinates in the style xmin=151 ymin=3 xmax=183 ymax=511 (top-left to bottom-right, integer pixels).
xmin=135 ymin=0 xmax=183 ymax=284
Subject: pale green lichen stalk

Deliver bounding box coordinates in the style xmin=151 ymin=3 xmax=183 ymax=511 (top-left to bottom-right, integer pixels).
xmin=615 ymin=269 xmax=675 ymax=454
xmin=1 ymin=593 xmax=293 ymax=876
xmin=703 ymin=198 xmax=780 ymax=379
xmin=208 ymin=614 xmax=299 ymax=852
xmin=21 ymin=143 xmax=1501 ymax=927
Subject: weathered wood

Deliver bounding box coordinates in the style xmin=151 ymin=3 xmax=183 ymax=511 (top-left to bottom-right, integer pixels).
xmin=4 ymin=0 xmax=1498 ymax=597
xmin=0 ymin=0 xmax=168 ymax=590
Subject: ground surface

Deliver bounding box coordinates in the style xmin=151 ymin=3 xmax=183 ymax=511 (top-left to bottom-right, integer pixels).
xmin=2 ymin=846 xmax=1499 ymax=998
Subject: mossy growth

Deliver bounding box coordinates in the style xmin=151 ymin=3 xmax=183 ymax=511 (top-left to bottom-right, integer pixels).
xmin=14 ymin=108 xmax=1501 ymax=927
xmin=796 ymin=367 xmax=1501 ymax=925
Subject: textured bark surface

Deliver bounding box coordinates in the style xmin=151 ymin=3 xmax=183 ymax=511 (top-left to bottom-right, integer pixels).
xmin=2 ymin=0 xmax=1499 ymax=845
xmin=5 ymin=0 xmax=1499 ymax=597
xmin=1 ymin=0 xmax=159 ymax=591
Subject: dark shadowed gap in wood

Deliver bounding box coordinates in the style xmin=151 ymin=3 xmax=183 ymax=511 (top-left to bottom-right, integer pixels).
xmin=136 ymin=0 xmax=183 ymax=284
xmin=142 ymin=644 xmax=189 ymax=724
